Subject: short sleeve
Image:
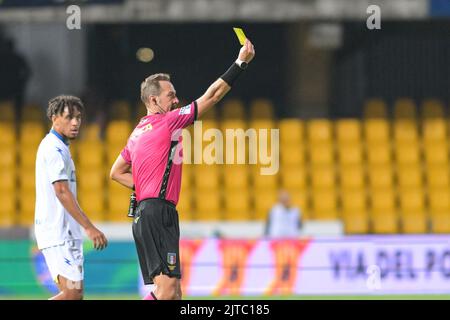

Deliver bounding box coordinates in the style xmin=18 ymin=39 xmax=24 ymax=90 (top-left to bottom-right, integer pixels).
xmin=45 ymin=149 xmax=68 ymax=183
xmin=166 ymin=101 xmax=198 ymax=132
xmin=121 ymin=145 xmax=131 ymax=164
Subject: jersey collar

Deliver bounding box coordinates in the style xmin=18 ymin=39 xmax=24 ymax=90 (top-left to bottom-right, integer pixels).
xmin=50 ymin=129 xmax=69 ymax=146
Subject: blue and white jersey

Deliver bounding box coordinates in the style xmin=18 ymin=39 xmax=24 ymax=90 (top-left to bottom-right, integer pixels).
xmin=34 ymin=129 xmax=82 ymax=250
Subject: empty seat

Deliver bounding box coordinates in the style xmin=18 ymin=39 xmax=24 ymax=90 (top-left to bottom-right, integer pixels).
xmin=106 ymin=187 xmax=132 ymax=222
xmin=428 ymin=189 xmax=450 ymax=233
xmin=0 ymin=101 xmax=15 ymax=122
xmin=18 ymin=190 xmax=35 ymax=226
xmin=395 ymin=144 xmax=421 ymax=165
xmin=336 ymin=119 xmax=361 ymax=144
xmin=77 ymin=168 xmax=105 ymax=191
xmin=341 ymin=190 xmax=368 ymax=234
xmin=366 ymin=144 xmax=391 ymax=165
xmin=426 ymin=165 xmax=450 ymax=188
xmin=22 ymin=104 xmax=43 ymax=122
xmin=311 ymin=188 xmax=338 ymax=220
xmin=364 ymin=99 xmax=387 ymax=118
xmin=252 ymin=168 xmax=278 ymax=189
xmin=399 ymin=189 xmax=427 ymax=233
xmin=250 ymin=99 xmax=274 ymax=119
xmin=279 ymin=119 xmax=304 ymax=144
xmin=311 ymin=166 xmax=335 ymax=189
xmin=307 ymin=120 xmax=333 ymax=144
xmin=224 ymin=189 xmax=252 ymax=220
xmin=253 ymin=189 xmax=278 ymax=220
xmin=222 ymin=99 xmax=246 ymax=119
xmin=20 ymin=122 xmax=45 ymax=146
xmin=194 ymin=165 xmax=220 ymax=189
xmin=340 ymin=165 xmax=365 ymax=189
xmin=78 ymin=191 xmax=105 ymax=222
xmin=106 ymin=120 xmax=131 ymax=145
xmin=423 ymin=119 xmax=447 ymax=143
xmin=370 ymin=189 xmax=398 ymax=234
xmin=337 ymin=144 xmax=363 ymax=165
xmin=368 ymin=165 xmax=394 ymax=188
xmin=281 ymin=145 xmax=305 ymax=166
xmin=223 ymin=165 xmax=249 ymax=189
xmin=364 ymin=119 xmax=390 ymax=144
xmin=77 ymin=142 xmax=104 ymax=168
xmin=421 ymin=99 xmax=445 ymax=119
xmin=194 ymin=192 xmax=222 ymax=221
xmin=397 ymin=165 xmax=423 ymax=189
xmin=177 ymin=189 xmax=193 ymax=221
xmin=280 ymin=166 xmax=307 ymax=190
xmin=0 ymin=123 xmax=15 ymax=146
xmin=393 ymin=120 xmax=419 ymax=144
xmin=0 ymin=192 xmax=16 ymax=226
xmin=423 ymin=144 xmax=448 ymax=165
xmin=394 ymin=98 xmax=417 ymax=119
xmin=309 ymin=143 xmax=334 ymax=165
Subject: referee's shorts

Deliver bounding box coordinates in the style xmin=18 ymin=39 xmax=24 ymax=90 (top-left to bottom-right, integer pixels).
xmin=132 ymin=198 xmax=181 ymax=285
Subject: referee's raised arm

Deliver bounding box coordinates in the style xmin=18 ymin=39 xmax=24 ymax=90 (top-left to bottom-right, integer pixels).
xmin=196 ymin=38 xmax=255 ymax=118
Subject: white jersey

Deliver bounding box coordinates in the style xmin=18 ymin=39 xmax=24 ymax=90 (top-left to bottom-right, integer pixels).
xmin=266 ymin=204 xmax=301 ymax=238
xmin=34 ymin=130 xmax=82 ymax=250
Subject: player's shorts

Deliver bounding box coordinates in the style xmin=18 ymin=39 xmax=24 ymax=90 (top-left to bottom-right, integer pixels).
xmin=132 ymin=198 xmax=181 ymax=285
xmin=41 ymin=239 xmax=84 ymax=284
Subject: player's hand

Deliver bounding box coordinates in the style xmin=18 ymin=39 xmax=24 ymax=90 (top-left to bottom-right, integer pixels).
xmin=238 ymin=39 xmax=255 ymax=64
xmin=85 ymin=225 xmax=108 ymax=250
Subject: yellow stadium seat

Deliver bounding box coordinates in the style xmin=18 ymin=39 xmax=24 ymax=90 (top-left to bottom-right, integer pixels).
xmin=0 ymin=123 xmax=15 ymax=146
xmin=393 ymin=120 xmax=419 ymax=143
xmin=19 ymin=168 xmax=35 ymax=191
xmin=106 ymin=188 xmax=132 ymax=222
xmin=364 ymin=119 xmax=390 ymax=144
xmin=311 ymin=166 xmax=335 ymax=189
xmin=221 ymin=120 xmax=248 ymax=163
xmin=421 ymin=99 xmax=444 ymax=119
xmin=78 ymin=191 xmax=105 ymax=222
xmin=399 ymin=189 xmax=427 ymax=233
xmin=279 ymin=119 xmax=304 ymax=144
xmin=367 ymin=144 xmax=391 ymax=165
xmin=0 ymin=192 xmax=16 ymax=226
xmin=194 ymin=192 xmax=222 ymax=220
xmin=341 ymin=190 xmax=369 ymax=234
xmin=200 ymin=104 xmax=217 ymax=120
xmin=280 ymin=166 xmax=306 ymax=190
xmin=397 ymin=165 xmax=423 ymax=189
xmin=394 ymin=98 xmax=416 ymax=119
xmin=177 ymin=189 xmax=193 ymax=221
xmin=222 ymin=99 xmax=246 ymax=119
xmin=250 ymin=99 xmax=274 ymax=119
xmin=180 ymin=165 xmax=192 ymax=190
xmin=194 ymin=165 xmax=220 ymax=189
xmin=77 ymin=168 xmax=104 ymax=191
xmin=0 ymin=101 xmax=15 ymax=122
xmin=428 ymin=189 xmax=450 ymax=233
xmin=423 ymin=144 xmax=448 ymax=165
xmin=252 ymin=168 xmax=278 ymax=189
xmin=370 ymin=189 xmax=398 ymax=233
xmin=106 ymin=145 xmax=125 ymax=167
xmin=426 ymin=165 xmax=450 ymax=188
xmin=18 ymin=190 xmax=35 ymax=226
xmin=18 ymin=144 xmax=39 ymax=169
xmin=340 ymin=165 xmax=365 ymax=189
xmin=136 ymin=102 xmax=147 ymax=121
xmin=80 ymin=123 xmax=101 ymax=141
xmin=309 ymin=143 xmax=334 ymax=165
xmin=20 ymin=122 xmax=45 ymax=146
xmin=0 ymin=171 xmax=16 ymax=191
xmin=307 ymin=120 xmax=333 ymax=144
xmin=77 ymin=142 xmax=104 ymax=168
xmin=368 ymin=165 xmax=394 ymax=188
xmin=336 ymin=119 xmax=361 ymax=144
xmin=224 ymin=189 xmax=252 ymax=220
xmin=364 ymin=99 xmax=387 ymax=118
xmin=311 ymin=188 xmax=338 ymax=220
xmin=106 ymin=120 xmax=131 ymax=145
xmin=341 ymin=189 xmax=367 ymax=212
xmin=223 ymin=165 xmax=249 ymax=189
xmin=287 ymin=189 xmax=309 ymax=219
xmin=422 ymin=119 xmax=447 ymax=143
xmin=395 ymin=144 xmax=421 ymax=165
xmin=110 ymin=100 xmax=131 ymax=120
xmin=337 ymin=144 xmax=363 ymax=165
xmin=280 ymin=145 xmax=305 ymax=166
xmin=22 ymin=104 xmax=43 ymax=122
xmin=253 ymin=189 xmax=277 ymax=220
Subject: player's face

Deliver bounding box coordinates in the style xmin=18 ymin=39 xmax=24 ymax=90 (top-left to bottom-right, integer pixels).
xmin=158 ymin=81 xmax=179 ymax=112
xmin=53 ymin=106 xmax=82 ymax=140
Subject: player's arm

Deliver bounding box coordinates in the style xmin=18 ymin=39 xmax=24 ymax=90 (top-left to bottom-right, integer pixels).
xmin=53 ymin=180 xmax=107 ymax=250
xmin=196 ymin=39 xmax=255 ymax=118
xmin=110 ymin=154 xmax=134 ymax=189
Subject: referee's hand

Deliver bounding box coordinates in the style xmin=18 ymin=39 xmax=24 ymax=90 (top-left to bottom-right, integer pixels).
xmin=238 ymin=39 xmax=255 ymax=64
xmin=85 ymin=225 xmax=108 ymax=250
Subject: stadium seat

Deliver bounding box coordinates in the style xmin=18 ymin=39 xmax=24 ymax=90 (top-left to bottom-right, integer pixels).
xmin=80 ymin=123 xmax=101 ymax=141
xmin=368 ymin=165 xmax=394 ymax=188
xmin=422 ymin=119 xmax=447 ymax=143
xmin=0 ymin=171 xmax=16 ymax=192
xmin=395 ymin=144 xmax=421 ymax=165
xmin=311 ymin=166 xmax=335 ymax=189
xmin=421 ymin=99 xmax=445 ymax=119
xmin=426 ymin=165 xmax=450 ymax=188
xmin=0 ymin=192 xmax=16 ymax=226
xmin=370 ymin=189 xmax=398 ymax=233
xmin=364 ymin=99 xmax=387 ymax=118
xmin=307 ymin=120 xmax=333 ymax=144
xmin=253 ymin=189 xmax=278 ymax=220
xmin=19 ymin=146 xmax=38 ymax=169
xmin=428 ymin=189 xmax=450 ymax=233
xmin=341 ymin=190 xmax=368 ymax=234
xmin=393 ymin=120 xmax=419 ymax=143
xmin=110 ymin=100 xmax=131 ymax=120
xmin=252 ymin=168 xmax=279 ymax=189
xmin=180 ymin=164 xmax=192 ymax=190
xmin=21 ymin=104 xmax=43 ymax=122
xmin=18 ymin=168 xmax=35 ymax=191
xmin=394 ymin=98 xmax=417 ymax=119
xmin=287 ymin=189 xmax=309 ymax=217
xmin=397 ymin=165 xmax=423 ymax=189
xmin=78 ymin=168 xmax=105 ymax=191
xmin=222 ymin=99 xmax=246 ymax=119
xmin=308 ymin=143 xmax=334 ymax=165
xmin=106 ymin=186 xmax=132 ymax=222
xmin=78 ymin=191 xmax=105 ymax=222
xmin=106 ymin=144 xmax=124 ymax=167
xmin=280 ymin=145 xmax=305 ymax=166
xmin=194 ymin=165 xmax=220 ymax=189
xmin=337 ymin=144 xmax=363 ymax=165
xmin=177 ymin=189 xmax=193 ymax=221
xmin=106 ymin=120 xmax=131 ymax=145
xmin=0 ymin=101 xmax=15 ymax=122
xmin=399 ymin=189 xmax=427 ymax=233
xmin=199 ymin=103 xmax=217 ymax=120
xmin=194 ymin=192 xmax=222 ymax=221
xmin=423 ymin=143 xmax=448 ymax=165
xmin=0 ymin=123 xmax=15 ymax=146
xmin=366 ymin=144 xmax=392 ymax=165
xmin=135 ymin=102 xmax=147 ymax=121
xmin=311 ymin=188 xmax=338 ymax=220
xmin=0 ymin=149 xmax=15 ymax=170
xmin=223 ymin=165 xmax=249 ymax=189
xmin=340 ymin=165 xmax=365 ymax=189
xmin=336 ymin=119 xmax=361 ymax=144
xmin=279 ymin=119 xmax=304 ymax=144
xmin=364 ymin=119 xmax=390 ymax=144
xmin=221 ymin=120 xmax=248 ymax=163
xmin=77 ymin=142 xmax=104 ymax=168
xmin=280 ymin=166 xmax=307 ymax=190
xmin=250 ymin=99 xmax=274 ymax=119
xmin=18 ymin=190 xmax=35 ymax=226
xmin=224 ymin=189 xmax=252 ymax=220
xmin=19 ymin=122 xmax=45 ymax=146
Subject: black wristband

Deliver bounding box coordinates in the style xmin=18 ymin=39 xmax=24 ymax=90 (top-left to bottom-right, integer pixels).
xmin=220 ymin=62 xmax=244 ymax=86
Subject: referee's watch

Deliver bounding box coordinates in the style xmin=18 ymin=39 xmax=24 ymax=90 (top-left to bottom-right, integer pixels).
xmin=235 ymin=58 xmax=248 ymax=70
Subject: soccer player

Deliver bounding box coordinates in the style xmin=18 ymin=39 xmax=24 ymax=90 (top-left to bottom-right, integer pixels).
xmin=35 ymin=95 xmax=108 ymax=300
xmin=110 ymin=39 xmax=255 ymax=300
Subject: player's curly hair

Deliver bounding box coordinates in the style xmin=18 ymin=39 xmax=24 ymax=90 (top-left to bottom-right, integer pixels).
xmin=47 ymin=95 xmax=84 ymax=121
xmin=140 ymin=73 xmax=171 ymax=105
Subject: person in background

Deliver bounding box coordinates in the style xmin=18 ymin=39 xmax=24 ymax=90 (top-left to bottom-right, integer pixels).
xmin=264 ymin=190 xmax=302 ymax=238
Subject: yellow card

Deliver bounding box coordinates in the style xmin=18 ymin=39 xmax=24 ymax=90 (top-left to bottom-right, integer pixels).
xmin=233 ymin=27 xmax=247 ymax=45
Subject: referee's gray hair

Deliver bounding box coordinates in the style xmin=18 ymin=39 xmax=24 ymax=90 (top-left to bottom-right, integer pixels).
xmin=47 ymin=95 xmax=84 ymax=120
xmin=140 ymin=73 xmax=171 ymax=105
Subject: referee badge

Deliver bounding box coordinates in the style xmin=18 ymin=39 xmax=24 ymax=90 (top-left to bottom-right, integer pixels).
xmin=167 ymin=253 xmax=177 ymax=270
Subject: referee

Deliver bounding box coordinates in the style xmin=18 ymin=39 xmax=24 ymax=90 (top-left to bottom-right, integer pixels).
xmin=110 ymin=39 xmax=255 ymax=300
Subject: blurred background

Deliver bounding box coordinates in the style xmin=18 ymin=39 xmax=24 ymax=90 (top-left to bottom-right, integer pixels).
xmin=1 ymin=0 xmax=450 ymax=299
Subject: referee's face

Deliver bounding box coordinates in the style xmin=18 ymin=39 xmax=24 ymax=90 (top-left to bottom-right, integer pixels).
xmin=157 ymin=81 xmax=179 ymax=112
xmin=53 ymin=107 xmax=82 ymax=140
